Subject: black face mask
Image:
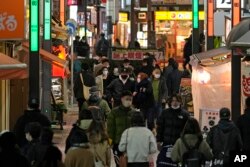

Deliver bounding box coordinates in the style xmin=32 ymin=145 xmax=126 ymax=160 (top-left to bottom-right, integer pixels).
xmin=121 ymin=75 xmax=128 ymax=80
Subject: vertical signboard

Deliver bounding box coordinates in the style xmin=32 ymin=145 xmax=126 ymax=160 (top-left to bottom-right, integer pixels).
xmin=30 ymin=0 xmax=39 ymax=51
xmin=44 ymin=0 xmax=51 ymax=40
xmin=192 ymin=0 xmax=199 ymax=29
xmin=232 ymin=0 xmax=241 ymax=26
xmin=207 ymin=0 xmax=214 ymax=36
xmin=0 ymin=0 xmax=25 ymax=39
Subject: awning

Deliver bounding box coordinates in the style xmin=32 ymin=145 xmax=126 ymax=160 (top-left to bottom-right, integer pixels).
xmin=0 ymin=53 xmax=28 ymax=79
xmin=190 ymin=47 xmax=231 ymax=67
xmin=22 ymin=42 xmax=66 ymax=68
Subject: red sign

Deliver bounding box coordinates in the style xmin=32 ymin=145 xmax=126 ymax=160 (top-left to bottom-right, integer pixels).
xmin=101 ymin=0 xmax=107 ymax=3
xmin=242 ymin=75 xmax=250 ymax=96
xmin=0 ymin=0 xmax=25 ymax=39
xmin=67 ymin=0 xmax=78 ymax=5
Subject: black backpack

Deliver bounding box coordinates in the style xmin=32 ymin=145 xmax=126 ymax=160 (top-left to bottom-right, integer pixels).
xmin=181 ymin=136 xmax=205 ymax=167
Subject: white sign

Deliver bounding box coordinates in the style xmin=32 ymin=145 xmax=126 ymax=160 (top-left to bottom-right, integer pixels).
xmin=216 ymin=0 xmax=244 ymax=9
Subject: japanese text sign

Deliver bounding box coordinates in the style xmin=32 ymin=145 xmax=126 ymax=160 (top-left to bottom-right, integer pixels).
xmin=0 ymin=0 xmax=25 ymax=39
xmin=216 ymin=0 xmax=244 ymax=9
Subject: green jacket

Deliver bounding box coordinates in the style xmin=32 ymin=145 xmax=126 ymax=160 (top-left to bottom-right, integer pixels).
xmin=171 ymin=134 xmax=213 ymax=163
xmin=81 ymin=99 xmax=111 ymax=116
xmin=107 ymin=106 xmax=133 ymax=144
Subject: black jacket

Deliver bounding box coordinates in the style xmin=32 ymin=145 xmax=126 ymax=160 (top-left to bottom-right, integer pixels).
xmin=106 ymin=78 xmax=135 ymax=106
xmin=157 ymin=108 xmax=189 ymax=145
xmin=207 ymin=120 xmax=243 ymax=159
xmin=73 ymin=70 xmax=96 ymax=99
xmin=0 ymin=149 xmax=31 ymax=167
xmin=14 ymin=109 xmax=51 ymax=147
xmin=133 ymin=79 xmax=155 ymax=109
xmin=237 ymin=109 xmax=250 ymax=150
xmin=167 ymin=69 xmax=184 ymax=96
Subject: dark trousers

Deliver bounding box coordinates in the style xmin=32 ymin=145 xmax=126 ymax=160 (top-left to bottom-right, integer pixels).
xmin=142 ymin=107 xmax=155 ymax=130
xmin=183 ymin=59 xmax=192 ymax=72
xmin=112 ymin=144 xmax=123 ymax=167
xmin=77 ymin=98 xmax=84 ymax=117
xmin=128 ymin=162 xmax=149 ymax=167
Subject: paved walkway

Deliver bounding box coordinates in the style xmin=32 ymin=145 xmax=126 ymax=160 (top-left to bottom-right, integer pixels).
xmin=52 ymin=108 xmax=158 ymax=166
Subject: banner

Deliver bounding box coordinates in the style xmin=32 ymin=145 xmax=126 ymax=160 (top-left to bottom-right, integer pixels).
xmin=241 ymin=63 xmax=250 ymax=111
xmin=0 ymin=0 xmax=25 ymax=39
xmin=112 ymin=50 xmax=164 ymax=61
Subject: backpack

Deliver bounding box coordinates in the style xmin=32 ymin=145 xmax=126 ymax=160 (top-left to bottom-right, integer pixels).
xmin=181 ymin=136 xmax=205 ymax=167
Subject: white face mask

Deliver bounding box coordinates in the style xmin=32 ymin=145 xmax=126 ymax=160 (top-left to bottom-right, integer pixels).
xmin=171 ymin=105 xmax=180 ymax=110
xmin=103 ymin=70 xmax=108 ymax=76
xmin=154 ymin=74 xmax=161 ymax=79
xmin=137 ymin=78 xmax=141 ymax=83
xmin=122 ymin=100 xmax=132 ymax=108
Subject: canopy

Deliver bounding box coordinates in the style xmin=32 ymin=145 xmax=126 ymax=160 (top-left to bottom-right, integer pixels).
xmin=0 ymin=53 xmax=28 ymax=79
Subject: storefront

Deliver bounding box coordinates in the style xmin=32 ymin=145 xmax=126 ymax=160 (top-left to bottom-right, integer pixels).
xmin=154 ymin=11 xmax=204 ymax=59
xmin=115 ymin=12 xmax=130 ymax=47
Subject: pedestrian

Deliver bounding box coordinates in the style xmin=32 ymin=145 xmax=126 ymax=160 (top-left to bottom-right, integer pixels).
xmin=22 ymin=122 xmax=41 ymax=160
xmin=156 ymin=95 xmax=189 ymax=166
xmin=95 ymin=33 xmax=109 ymax=57
xmin=88 ymin=121 xmax=111 ymax=167
xmin=73 ymin=36 xmax=80 ymax=53
xmin=133 ymin=72 xmax=155 ymax=130
xmin=80 ymin=86 xmax=111 ymax=121
xmin=119 ymin=112 xmax=157 ymax=167
xmin=167 ymin=61 xmax=187 ymax=97
xmin=78 ymin=36 xmax=90 ymax=58
xmin=207 ymin=108 xmax=243 ymax=167
xmin=64 ymin=131 xmax=95 ymax=167
xmin=107 ymin=91 xmax=134 ymax=167
xmin=14 ymin=98 xmax=51 ymax=148
xmin=171 ymin=118 xmax=213 ymax=165
xmin=137 ymin=57 xmax=154 ymax=77
xmin=95 ymin=66 xmax=112 ymax=96
xmin=151 ymin=68 xmax=168 ymax=118
xmin=94 ymin=58 xmax=110 ymax=77
xmin=237 ymin=96 xmax=250 ymax=151
xmin=0 ymin=131 xmax=31 ymax=167
xmin=183 ymin=35 xmax=192 ymax=71
xmin=163 ymin=58 xmax=175 ymax=91
xmin=73 ymin=62 xmax=96 ymax=116
xmin=106 ymin=68 xmax=135 ymax=107
xmin=65 ymin=109 xmax=93 ymax=153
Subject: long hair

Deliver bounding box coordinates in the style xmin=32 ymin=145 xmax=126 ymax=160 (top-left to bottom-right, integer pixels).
xmin=87 ymin=120 xmax=109 ymax=143
xmin=181 ymin=118 xmax=202 ymax=140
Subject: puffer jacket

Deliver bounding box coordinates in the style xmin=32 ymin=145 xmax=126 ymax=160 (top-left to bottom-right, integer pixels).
xmin=171 ymin=134 xmax=213 ymax=163
xmin=107 ymin=106 xmax=134 ymax=144
xmin=156 ymin=108 xmax=189 ymax=145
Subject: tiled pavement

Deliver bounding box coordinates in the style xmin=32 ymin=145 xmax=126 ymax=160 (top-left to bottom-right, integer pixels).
xmin=52 ymin=107 xmax=158 ymax=166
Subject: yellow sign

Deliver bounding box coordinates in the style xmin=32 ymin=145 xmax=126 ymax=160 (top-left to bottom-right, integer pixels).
xmin=119 ymin=12 xmax=128 ymax=22
xmin=155 ymin=11 xmax=205 ymax=21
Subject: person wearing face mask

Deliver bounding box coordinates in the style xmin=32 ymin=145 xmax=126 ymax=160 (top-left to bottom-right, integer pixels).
xmin=107 ymin=91 xmax=134 ymax=167
xmin=106 ymin=68 xmax=135 ymax=108
xmin=156 ymin=95 xmax=189 ymax=166
xmin=151 ymin=68 xmax=168 ymax=119
xmin=78 ymin=36 xmax=90 ymax=58
xmin=133 ymin=72 xmax=155 ymax=130
xmin=95 ymin=66 xmax=112 ymax=96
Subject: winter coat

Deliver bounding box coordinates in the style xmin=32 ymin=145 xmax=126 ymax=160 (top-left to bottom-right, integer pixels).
xmin=156 ymin=108 xmax=189 ymax=145
xmin=14 ymin=109 xmax=51 ymax=147
xmin=167 ymin=69 xmax=183 ymax=96
xmin=133 ymin=79 xmax=155 ymax=109
xmin=106 ymin=78 xmax=135 ymax=106
xmin=237 ymin=108 xmax=250 ymax=151
xmin=152 ymin=76 xmax=168 ymax=104
xmin=73 ymin=70 xmax=96 ymax=99
xmin=207 ymin=120 xmax=243 ymax=156
xmin=171 ymin=134 xmax=213 ymax=163
xmin=64 ymin=145 xmax=95 ymax=167
xmin=0 ymin=149 xmax=31 ymax=167
xmin=78 ymin=41 xmax=90 ymax=58
xmin=89 ymin=134 xmax=111 ymax=167
xmin=119 ymin=127 xmax=157 ymax=163
xmin=107 ymin=106 xmax=134 ymax=144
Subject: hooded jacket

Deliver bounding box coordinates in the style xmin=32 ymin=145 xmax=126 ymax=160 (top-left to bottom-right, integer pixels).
xmin=206 ymin=120 xmax=243 ymax=157
xmin=14 ymin=109 xmax=51 ymax=147
xmin=171 ymin=134 xmax=213 ymax=163
xmin=237 ymin=108 xmax=250 ymax=151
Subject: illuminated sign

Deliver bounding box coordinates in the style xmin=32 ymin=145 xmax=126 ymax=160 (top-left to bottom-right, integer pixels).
xmin=216 ymin=0 xmax=244 ymax=8
xmin=193 ymin=0 xmax=199 ymax=28
xmin=44 ymin=0 xmax=51 ymax=40
xmin=155 ymin=11 xmax=205 ymax=21
xmin=232 ymin=0 xmax=241 ymax=26
xmin=207 ymin=0 xmax=214 ymax=36
xmin=30 ymin=0 xmax=39 ymax=52
xmin=138 ymin=12 xmax=147 ymax=20
xmin=119 ymin=12 xmax=128 ymax=22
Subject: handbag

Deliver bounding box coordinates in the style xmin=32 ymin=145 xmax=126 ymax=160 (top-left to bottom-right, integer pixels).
xmin=80 ymin=73 xmax=91 ymax=100
xmin=119 ymin=130 xmax=129 ymax=167
xmin=94 ymin=146 xmax=105 ymax=167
